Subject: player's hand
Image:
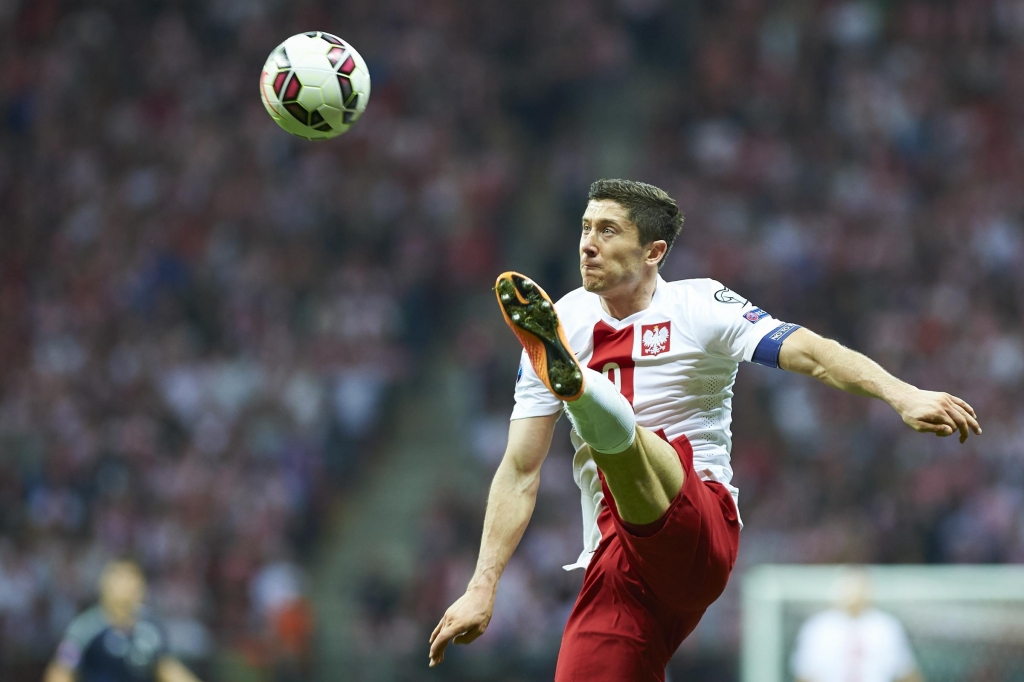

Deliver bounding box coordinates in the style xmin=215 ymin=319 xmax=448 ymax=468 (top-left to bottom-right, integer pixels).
xmin=891 ymin=389 xmax=981 ymax=443
xmin=428 ymin=585 xmax=494 ymax=667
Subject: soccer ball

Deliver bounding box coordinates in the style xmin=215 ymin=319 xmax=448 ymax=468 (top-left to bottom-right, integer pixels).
xmin=259 ymin=32 xmax=370 ymax=140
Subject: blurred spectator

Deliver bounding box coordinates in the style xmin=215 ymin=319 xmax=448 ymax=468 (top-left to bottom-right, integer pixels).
xmin=43 ymin=558 xmax=202 ymax=682
xmin=791 ymin=570 xmax=922 ymax=682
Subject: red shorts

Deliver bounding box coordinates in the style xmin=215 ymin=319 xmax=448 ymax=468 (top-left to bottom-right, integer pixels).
xmin=554 ymin=433 xmax=740 ymax=682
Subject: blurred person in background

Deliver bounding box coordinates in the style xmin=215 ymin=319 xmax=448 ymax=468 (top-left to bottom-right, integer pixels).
xmin=249 ymin=554 xmax=314 ymax=682
xmin=43 ymin=559 xmax=202 ymax=682
xmin=791 ymin=569 xmax=922 ymax=682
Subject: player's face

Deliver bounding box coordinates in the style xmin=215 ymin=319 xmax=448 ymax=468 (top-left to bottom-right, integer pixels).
xmin=100 ymin=563 xmax=146 ymax=625
xmin=580 ymin=200 xmax=647 ymax=294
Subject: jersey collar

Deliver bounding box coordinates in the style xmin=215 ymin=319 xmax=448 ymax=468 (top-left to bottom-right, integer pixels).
xmin=596 ymin=275 xmax=667 ymax=329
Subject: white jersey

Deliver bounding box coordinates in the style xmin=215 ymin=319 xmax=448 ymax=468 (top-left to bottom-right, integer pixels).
xmin=790 ymin=608 xmax=918 ymax=682
xmin=511 ymin=276 xmax=799 ymax=570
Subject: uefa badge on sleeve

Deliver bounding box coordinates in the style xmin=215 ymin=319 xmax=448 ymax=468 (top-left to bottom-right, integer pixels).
xmin=744 ymin=307 xmax=769 ymax=323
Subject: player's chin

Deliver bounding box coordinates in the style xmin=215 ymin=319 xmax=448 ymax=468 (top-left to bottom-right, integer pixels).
xmin=581 ymin=269 xmax=606 ymax=292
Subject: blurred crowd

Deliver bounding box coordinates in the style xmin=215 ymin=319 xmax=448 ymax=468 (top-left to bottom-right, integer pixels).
xmin=4 ymin=0 xmax=1024 ymax=680
xmin=2 ymin=0 xmax=422 ymax=678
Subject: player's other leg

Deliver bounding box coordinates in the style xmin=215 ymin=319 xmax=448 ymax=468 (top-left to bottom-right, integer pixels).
xmin=494 ymin=271 xmax=683 ymax=525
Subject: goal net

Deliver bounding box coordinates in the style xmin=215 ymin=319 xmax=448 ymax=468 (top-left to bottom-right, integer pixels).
xmin=742 ymin=565 xmax=1024 ymax=682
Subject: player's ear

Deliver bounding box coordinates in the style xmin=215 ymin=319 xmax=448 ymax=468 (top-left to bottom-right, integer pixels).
xmin=646 ymin=240 xmax=668 ymax=266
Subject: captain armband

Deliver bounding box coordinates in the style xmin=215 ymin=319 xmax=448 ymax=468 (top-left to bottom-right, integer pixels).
xmin=751 ymin=323 xmax=801 ymax=368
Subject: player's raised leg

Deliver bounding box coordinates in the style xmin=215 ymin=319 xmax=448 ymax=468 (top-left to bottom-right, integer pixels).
xmin=495 ymin=272 xmax=683 ymax=525
xmin=587 ymin=426 xmax=684 ymax=525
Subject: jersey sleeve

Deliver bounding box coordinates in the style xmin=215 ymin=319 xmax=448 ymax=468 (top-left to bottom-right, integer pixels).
xmin=510 ymin=349 xmax=563 ymax=420
xmin=54 ymin=609 xmax=105 ymax=671
xmin=55 ymin=635 xmax=85 ymax=671
xmin=690 ymin=280 xmax=800 ymax=368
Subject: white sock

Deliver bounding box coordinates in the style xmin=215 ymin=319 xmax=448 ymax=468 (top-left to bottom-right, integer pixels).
xmin=564 ymin=367 xmax=636 ymax=454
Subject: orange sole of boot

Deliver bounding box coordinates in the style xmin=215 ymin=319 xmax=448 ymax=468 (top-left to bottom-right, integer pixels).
xmin=494 ymin=271 xmax=584 ymax=401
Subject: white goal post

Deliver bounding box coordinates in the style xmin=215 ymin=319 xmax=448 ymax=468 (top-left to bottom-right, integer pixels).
xmin=742 ymin=564 xmax=1024 ymax=682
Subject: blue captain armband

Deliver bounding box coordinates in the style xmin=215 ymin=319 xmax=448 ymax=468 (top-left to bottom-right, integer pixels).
xmin=751 ymin=323 xmax=801 ymax=368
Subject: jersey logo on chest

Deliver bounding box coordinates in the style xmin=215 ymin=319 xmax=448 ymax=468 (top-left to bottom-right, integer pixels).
xmin=641 ymin=322 xmax=671 ymax=356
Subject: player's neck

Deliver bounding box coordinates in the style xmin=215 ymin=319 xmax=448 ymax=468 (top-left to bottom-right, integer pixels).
xmin=101 ymin=604 xmax=137 ymax=630
xmin=599 ymin=275 xmax=657 ymax=320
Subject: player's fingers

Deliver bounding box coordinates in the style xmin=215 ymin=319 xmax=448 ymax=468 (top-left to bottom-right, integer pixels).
xmin=428 ymin=621 xmax=450 ymax=663
xmin=913 ymin=419 xmax=952 ymax=436
xmin=428 ymin=633 xmax=448 ymax=666
xmin=923 ymin=407 xmax=958 ymax=434
xmin=950 ymin=403 xmax=981 ymax=440
xmin=949 ymin=397 xmax=982 ymax=434
xmin=954 ymin=404 xmax=980 ymax=432
xmin=944 ymin=403 xmax=973 ymax=442
xmin=429 ymin=622 xmax=465 ymax=666
xmin=429 ymin=618 xmax=444 ymax=644
xmin=943 ymin=405 xmax=970 ymax=443
xmin=949 ymin=395 xmax=978 ymax=421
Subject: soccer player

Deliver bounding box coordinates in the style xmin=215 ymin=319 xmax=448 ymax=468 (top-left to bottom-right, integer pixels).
xmin=428 ymin=179 xmax=981 ymax=679
xmin=44 ymin=559 xmax=203 ymax=682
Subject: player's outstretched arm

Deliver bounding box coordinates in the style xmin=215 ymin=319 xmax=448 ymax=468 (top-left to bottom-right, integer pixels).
xmin=778 ymin=328 xmax=981 ymax=442
xmin=428 ymin=412 xmax=558 ymax=668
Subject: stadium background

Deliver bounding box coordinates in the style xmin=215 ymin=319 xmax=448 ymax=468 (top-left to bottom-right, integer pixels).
xmin=2 ymin=0 xmax=1023 ymax=680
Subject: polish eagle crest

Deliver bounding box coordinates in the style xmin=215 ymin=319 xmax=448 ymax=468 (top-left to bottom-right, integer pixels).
xmin=641 ymin=323 xmax=670 ymax=356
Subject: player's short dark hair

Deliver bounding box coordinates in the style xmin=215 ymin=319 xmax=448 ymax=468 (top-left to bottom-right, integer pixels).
xmin=588 ymin=179 xmax=684 ymax=269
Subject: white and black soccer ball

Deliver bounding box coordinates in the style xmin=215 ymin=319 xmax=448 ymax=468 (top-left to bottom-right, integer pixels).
xmin=259 ymin=32 xmax=370 ymax=140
